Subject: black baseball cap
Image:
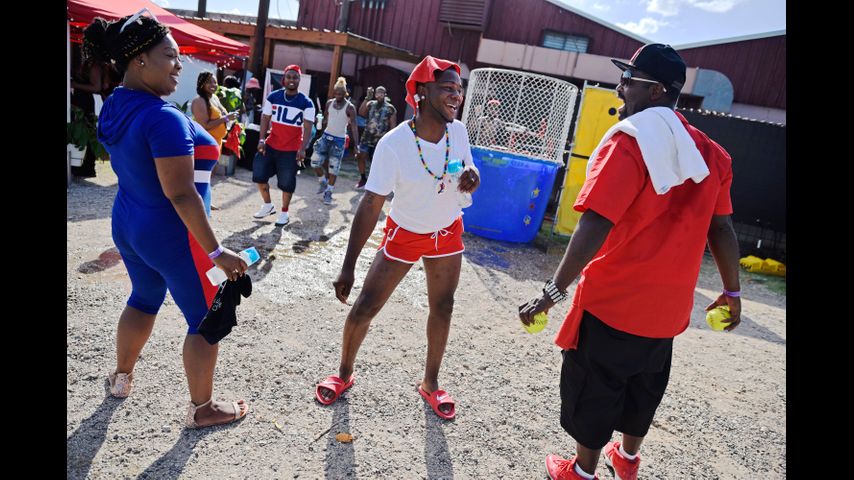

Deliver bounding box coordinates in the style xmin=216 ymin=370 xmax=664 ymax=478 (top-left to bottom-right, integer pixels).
xmin=612 ymin=44 xmax=686 ymax=93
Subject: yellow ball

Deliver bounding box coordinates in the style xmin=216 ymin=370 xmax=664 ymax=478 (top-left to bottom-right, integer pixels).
xmin=523 ymin=312 xmax=548 ymax=334
xmin=705 ymin=306 xmax=732 ymax=331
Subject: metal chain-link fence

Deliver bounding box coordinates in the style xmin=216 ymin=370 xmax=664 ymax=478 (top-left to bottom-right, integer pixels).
xmin=462 ymin=68 xmax=578 ymax=164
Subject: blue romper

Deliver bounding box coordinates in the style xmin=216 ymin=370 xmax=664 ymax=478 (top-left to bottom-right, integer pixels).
xmin=98 ymin=87 xmax=221 ymax=333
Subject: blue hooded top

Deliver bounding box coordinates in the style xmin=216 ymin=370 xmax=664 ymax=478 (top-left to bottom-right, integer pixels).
xmin=98 ymin=86 xmax=219 ymax=218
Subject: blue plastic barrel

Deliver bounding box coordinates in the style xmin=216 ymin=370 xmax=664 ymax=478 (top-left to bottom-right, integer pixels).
xmin=463 ymin=147 xmax=561 ymax=243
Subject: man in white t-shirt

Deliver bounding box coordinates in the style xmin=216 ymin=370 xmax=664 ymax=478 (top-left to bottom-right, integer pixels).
xmin=314 ymin=56 xmax=481 ymax=421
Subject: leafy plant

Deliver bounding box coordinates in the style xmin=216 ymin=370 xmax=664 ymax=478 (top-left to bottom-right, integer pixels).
xmin=172 ymin=100 xmax=190 ymax=113
xmin=216 ymin=85 xmax=242 ymax=112
xmin=67 ymin=105 xmax=108 ymax=159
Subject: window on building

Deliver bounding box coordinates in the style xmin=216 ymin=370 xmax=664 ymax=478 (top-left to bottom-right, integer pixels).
xmin=541 ymin=31 xmax=589 ymax=53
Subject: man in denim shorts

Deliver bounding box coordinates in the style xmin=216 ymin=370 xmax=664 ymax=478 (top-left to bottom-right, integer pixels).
xmin=311 ymin=77 xmax=359 ymax=205
xmin=253 ymin=64 xmax=315 ymax=226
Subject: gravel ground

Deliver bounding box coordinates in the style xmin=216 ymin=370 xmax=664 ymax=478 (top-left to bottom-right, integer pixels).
xmin=67 ymin=160 xmax=786 ymax=479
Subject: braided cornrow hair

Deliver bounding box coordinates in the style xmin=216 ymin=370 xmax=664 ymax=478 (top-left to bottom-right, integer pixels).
xmin=196 ymin=71 xmax=215 ymax=110
xmin=82 ymin=15 xmax=169 ymax=75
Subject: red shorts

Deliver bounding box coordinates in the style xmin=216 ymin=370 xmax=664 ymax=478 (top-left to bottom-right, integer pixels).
xmin=378 ymin=216 xmax=465 ymax=263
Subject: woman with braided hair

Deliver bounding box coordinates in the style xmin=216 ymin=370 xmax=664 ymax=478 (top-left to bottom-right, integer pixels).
xmin=191 ymin=71 xmax=238 ymax=153
xmin=85 ymin=9 xmax=249 ymax=428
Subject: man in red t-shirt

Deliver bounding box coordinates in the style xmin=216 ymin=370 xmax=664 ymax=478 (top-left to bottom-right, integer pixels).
xmin=519 ymin=44 xmax=742 ymax=480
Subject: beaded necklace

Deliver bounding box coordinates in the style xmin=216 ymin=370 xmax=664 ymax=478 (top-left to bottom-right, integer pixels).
xmin=408 ymin=117 xmax=450 ymax=194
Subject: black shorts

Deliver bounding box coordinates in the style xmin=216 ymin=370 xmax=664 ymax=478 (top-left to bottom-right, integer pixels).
xmin=560 ymin=311 xmax=673 ymax=449
xmin=252 ymin=146 xmax=298 ymax=193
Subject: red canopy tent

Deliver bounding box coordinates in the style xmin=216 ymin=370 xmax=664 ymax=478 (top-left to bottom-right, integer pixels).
xmin=67 ymin=0 xmax=250 ymax=69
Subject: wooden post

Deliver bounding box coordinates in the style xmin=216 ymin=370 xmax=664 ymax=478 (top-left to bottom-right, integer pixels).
xmin=251 ymin=0 xmax=271 ymax=82
xmin=328 ymin=45 xmax=344 ymax=99
xmin=263 ymin=38 xmax=274 ymax=71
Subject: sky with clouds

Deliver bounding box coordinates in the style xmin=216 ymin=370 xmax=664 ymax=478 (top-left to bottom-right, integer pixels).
xmin=557 ymin=0 xmax=785 ymax=45
xmin=154 ymin=0 xmax=785 ymax=46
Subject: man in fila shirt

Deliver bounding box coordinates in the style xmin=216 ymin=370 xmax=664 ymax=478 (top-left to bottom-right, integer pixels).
xmin=253 ymin=64 xmax=315 ymax=226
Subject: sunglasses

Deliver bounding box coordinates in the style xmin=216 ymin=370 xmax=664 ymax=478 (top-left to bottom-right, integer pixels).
xmin=619 ymin=69 xmax=667 ymax=92
xmin=120 ymin=8 xmax=158 ymax=33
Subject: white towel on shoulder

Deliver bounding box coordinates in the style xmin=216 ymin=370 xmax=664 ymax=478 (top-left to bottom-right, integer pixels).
xmin=586 ymin=107 xmax=709 ymax=194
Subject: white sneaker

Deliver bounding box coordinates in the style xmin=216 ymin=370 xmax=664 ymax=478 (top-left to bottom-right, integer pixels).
xmin=275 ymin=211 xmax=290 ymax=226
xmin=253 ymin=203 xmax=276 ymax=218
xmin=323 ymin=190 xmax=333 ymax=205
xmin=317 ymin=179 xmax=329 ymax=194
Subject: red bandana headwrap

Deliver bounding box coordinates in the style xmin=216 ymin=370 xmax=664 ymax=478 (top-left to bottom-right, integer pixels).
xmin=405 ymin=56 xmax=461 ymax=110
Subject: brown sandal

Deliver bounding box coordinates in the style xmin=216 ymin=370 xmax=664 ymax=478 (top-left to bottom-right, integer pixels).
xmin=107 ymin=371 xmax=134 ymax=398
xmin=185 ymin=399 xmax=249 ymax=429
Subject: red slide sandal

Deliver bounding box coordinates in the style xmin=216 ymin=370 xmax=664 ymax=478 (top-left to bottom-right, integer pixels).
xmin=418 ymin=385 xmax=457 ymax=420
xmin=315 ymin=375 xmax=355 ymax=405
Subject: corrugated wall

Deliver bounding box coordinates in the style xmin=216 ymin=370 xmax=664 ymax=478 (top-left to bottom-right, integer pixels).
xmin=677 ymin=35 xmax=786 ymax=109
xmin=484 ymin=0 xmax=643 ymax=58
xmin=299 ymin=1 xmax=784 ymax=110
xmin=299 ymin=0 xmax=482 ymax=68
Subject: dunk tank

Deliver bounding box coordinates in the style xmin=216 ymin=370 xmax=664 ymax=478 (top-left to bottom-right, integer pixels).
xmin=461 ymin=68 xmax=578 ymax=242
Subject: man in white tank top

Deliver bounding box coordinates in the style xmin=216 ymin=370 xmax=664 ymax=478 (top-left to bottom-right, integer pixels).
xmin=314 ymin=57 xmax=481 ymax=421
xmin=311 ymin=78 xmax=359 ymax=205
